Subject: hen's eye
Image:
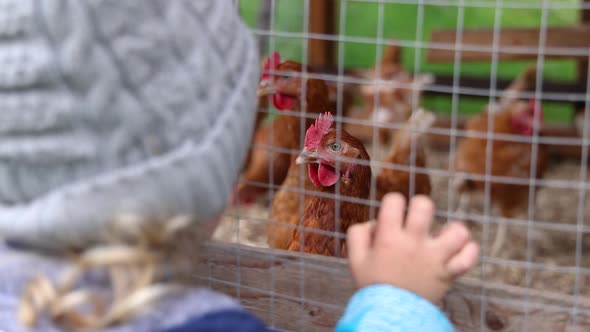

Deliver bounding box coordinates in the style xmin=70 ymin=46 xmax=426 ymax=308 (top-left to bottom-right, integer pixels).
xmin=278 ymin=71 xmax=297 ymax=81
xmin=329 ymin=142 xmax=342 ymax=152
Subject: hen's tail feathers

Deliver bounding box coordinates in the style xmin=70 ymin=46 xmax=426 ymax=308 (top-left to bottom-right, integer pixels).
xmin=501 ymin=64 xmax=537 ymax=105
xmin=381 ymin=44 xmax=402 ymax=66
xmin=390 ymin=109 xmax=436 ymax=151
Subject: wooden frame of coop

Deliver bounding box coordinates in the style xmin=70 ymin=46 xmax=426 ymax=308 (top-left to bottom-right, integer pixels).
xmin=205 ymin=1 xmax=590 ymax=331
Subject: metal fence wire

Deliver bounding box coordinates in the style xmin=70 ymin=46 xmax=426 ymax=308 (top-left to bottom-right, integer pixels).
xmin=212 ymin=0 xmax=590 ymax=330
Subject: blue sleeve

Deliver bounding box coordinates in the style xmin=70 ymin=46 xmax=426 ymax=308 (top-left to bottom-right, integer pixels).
xmin=335 ymin=285 xmax=455 ymax=332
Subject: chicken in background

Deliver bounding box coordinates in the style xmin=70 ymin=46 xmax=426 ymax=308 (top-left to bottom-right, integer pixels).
xmin=346 ymin=44 xmax=433 ymax=144
xmin=242 ymin=86 xmax=271 ymax=174
xmin=375 ymin=109 xmax=435 ymax=202
xmin=453 ymin=66 xmax=546 ymax=257
xmin=285 ymin=113 xmax=372 ymax=257
xmin=497 ymin=64 xmax=538 ymax=108
xmin=241 ymin=57 xmax=276 ymax=174
xmin=233 ymin=52 xmax=332 ymax=205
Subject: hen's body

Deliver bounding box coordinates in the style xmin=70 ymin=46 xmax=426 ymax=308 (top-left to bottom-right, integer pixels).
xmin=241 ymin=98 xmax=271 ymax=174
xmin=376 ymin=110 xmax=435 ymax=201
xmin=286 ymin=130 xmax=372 ymax=257
xmin=455 ymin=106 xmax=546 ymax=210
xmin=267 ymin=153 xmax=316 ymax=249
xmin=239 ymin=113 xmax=305 ymax=202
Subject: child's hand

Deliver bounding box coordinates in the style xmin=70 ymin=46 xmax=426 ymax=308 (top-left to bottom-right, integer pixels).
xmin=346 ymin=193 xmax=479 ymax=303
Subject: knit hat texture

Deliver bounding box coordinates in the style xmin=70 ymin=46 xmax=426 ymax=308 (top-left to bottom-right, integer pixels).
xmin=0 ymin=0 xmax=258 ymax=249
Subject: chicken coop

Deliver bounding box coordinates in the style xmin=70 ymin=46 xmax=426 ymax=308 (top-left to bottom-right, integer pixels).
xmin=205 ymin=0 xmax=590 ymax=330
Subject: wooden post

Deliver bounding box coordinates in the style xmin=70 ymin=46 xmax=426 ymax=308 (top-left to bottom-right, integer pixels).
xmin=575 ymin=1 xmax=590 ymax=116
xmin=584 ymin=1 xmax=590 ymax=23
xmin=308 ymin=0 xmax=336 ymax=67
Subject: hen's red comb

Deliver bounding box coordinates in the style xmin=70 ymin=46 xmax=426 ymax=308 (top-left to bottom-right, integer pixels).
xmin=304 ymin=113 xmax=334 ymax=149
xmin=262 ymin=51 xmax=281 ymax=80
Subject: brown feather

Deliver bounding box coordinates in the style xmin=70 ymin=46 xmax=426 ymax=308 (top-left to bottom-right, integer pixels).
xmin=454 ymin=100 xmax=547 ymax=216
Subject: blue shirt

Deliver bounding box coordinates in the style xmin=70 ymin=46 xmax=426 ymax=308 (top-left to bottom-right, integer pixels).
xmin=335 ymin=285 xmax=455 ymax=332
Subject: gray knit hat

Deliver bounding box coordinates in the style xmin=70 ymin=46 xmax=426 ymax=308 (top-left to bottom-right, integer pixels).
xmin=0 ymin=0 xmax=258 ymax=249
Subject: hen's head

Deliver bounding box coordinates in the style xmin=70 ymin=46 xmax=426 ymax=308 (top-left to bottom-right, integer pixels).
xmin=511 ymin=99 xmax=544 ymax=136
xmin=257 ymin=52 xmax=328 ymax=111
xmin=295 ymin=113 xmax=369 ymax=188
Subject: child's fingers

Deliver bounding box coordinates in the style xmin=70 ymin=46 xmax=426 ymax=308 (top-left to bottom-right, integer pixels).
xmin=347 ymin=222 xmax=373 ymax=266
xmin=445 ymin=241 xmax=480 ymax=277
xmin=375 ymin=193 xmax=405 ymax=244
xmin=404 ymin=195 xmax=435 ymax=238
xmin=433 ymin=222 xmax=471 ymax=263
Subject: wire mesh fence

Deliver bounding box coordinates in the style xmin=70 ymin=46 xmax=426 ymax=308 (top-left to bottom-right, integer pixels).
xmin=210 ymin=0 xmax=590 ymax=330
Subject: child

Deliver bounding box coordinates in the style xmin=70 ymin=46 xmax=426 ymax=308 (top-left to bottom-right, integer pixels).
xmin=0 ymin=0 xmax=478 ymax=330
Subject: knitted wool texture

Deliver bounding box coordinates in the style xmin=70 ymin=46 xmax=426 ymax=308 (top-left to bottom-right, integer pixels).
xmin=0 ymin=0 xmax=258 ymax=249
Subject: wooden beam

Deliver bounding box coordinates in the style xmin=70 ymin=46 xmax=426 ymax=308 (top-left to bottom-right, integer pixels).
xmin=308 ymin=0 xmax=336 ymax=67
xmin=429 ymin=75 xmax=584 ymax=99
xmin=427 ymin=26 xmax=590 ymax=62
xmin=197 ymin=241 xmax=590 ymax=331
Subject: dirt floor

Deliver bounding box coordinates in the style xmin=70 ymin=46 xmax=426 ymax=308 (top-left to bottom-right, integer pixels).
xmin=214 ymin=147 xmax=590 ymax=296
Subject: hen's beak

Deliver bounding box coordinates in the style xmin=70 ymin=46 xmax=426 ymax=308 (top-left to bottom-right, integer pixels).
xmin=295 ymin=149 xmax=319 ymax=165
xmin=257 ymin=79 xmax=277 ymax=97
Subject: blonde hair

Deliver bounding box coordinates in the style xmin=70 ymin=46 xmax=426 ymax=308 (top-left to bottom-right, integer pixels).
xmin=18 ymin=215 xmax=204 ymax=330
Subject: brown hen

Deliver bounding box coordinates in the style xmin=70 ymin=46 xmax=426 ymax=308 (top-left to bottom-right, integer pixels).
xmin=454 ymin=66 xmax=546 ymax=256
xmin=285 ymin=113 xmax=372 ymax=257
xmin=234 ymin=52 xmax=331 ymax=205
